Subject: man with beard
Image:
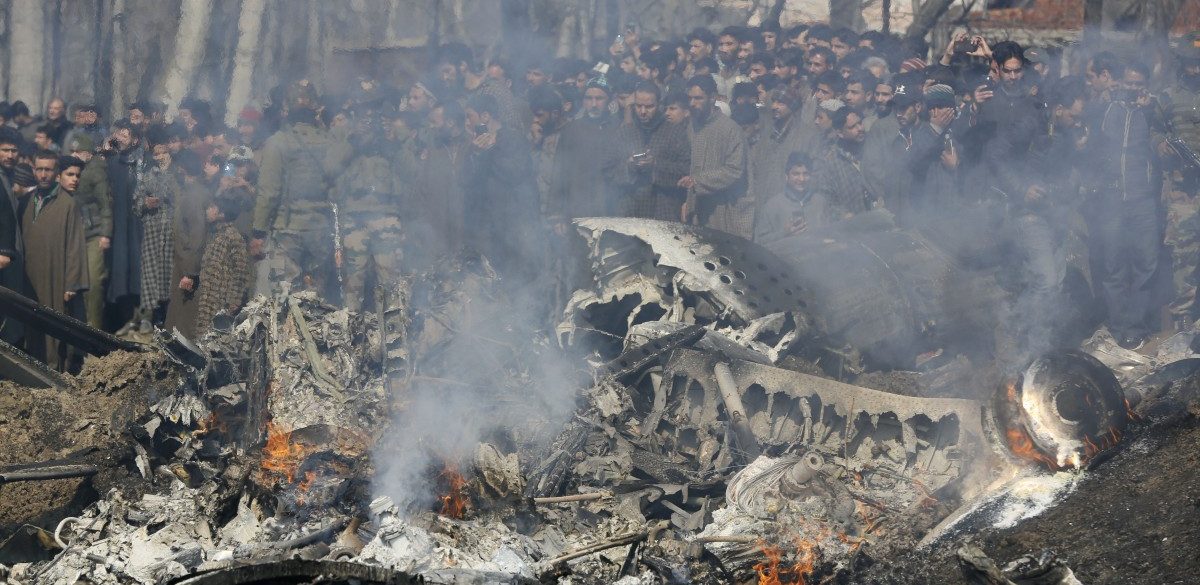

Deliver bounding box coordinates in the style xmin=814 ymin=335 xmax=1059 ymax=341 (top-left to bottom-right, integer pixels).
xmin=42 ymin=98 xmax=73 ymax=147
xmin=616 ymin=82 xmax=690 ymax=220
xmin=64 ymin=104 xmax=107 ymax=150
xmin=861 ymin=74 xmax=945 ymax=221
xmin=251 ymin=80 xmax=346 ymax=297
xmin=686 ymin=28 xmax=716 ymax=66
xmin=714 ymin=27 xmax=750 ymax=100
xmin=527 ymin=86 xmax=567 ymax=225
xmin=751 ymin=86 xmax=819 ymax=208
xmin=810 ymin=107 xmax=871 ymax=219
xmin=843 ymin=71 xmax=878 ymax=130
xmin=679 ymin=75 xmax=751 ymax=237
xmin=22 ymin=153 xmax=88 ymax=369
xmin=773 ymin=48 xmax=805 ymax=93
xmin=549 ymin=77 xmax=625 ymax=226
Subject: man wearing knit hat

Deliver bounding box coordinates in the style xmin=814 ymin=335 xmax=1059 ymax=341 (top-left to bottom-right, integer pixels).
xmin=550 ymin=75 xmax=624 ymax=225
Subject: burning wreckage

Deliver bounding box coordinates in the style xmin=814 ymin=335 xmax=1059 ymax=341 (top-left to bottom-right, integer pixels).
xmin=0 ymin=215 xmax=1197 ymax=584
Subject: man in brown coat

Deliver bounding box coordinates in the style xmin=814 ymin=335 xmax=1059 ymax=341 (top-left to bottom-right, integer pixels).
xmin=164 ymin=152 xmax=210 ymax=339
xmin=22 ymin=152 xmax=88 ymax=370
xmin=679 ymin=75 xmax=752 ymax=238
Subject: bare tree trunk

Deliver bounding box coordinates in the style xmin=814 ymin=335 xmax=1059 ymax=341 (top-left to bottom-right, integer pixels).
xmin=829 ymin=0 xmax=864 ymax=31
xmin=106 ymin=0 xmax=127 ymax=120
xmin=451 ymin=0 xmax=467 ymax=39
xmin=57 ymin=0 xmax=101 ymax=105
xmin=160 ymin=0 xmax=211 ymax=117
xmin=882 ymin=0 xmax=891 ymax=33
xmin=224 ymin=0 xmax=266 ymax=127
xmin=9 ymin=0 xmax=46 ymax=112
xmin=579 ymin=0 xmax=592 ymax=60
xmin=556 ymin=6 xmax=577 ymax=57
xmin=306 ymin=0 xmax=325 ymax=82
xmin=0 ymin=2 xmax=12 ymax=100
xmin=766 ymin=0 xmax=788 ymax=27
xmin=1142 ymin=0 xmax=1186 ymax=38
xmin=906 ymin=0 xmax=955 ymax=40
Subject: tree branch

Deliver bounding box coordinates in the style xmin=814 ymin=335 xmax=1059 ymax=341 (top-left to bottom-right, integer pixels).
xmin=906 ymin=0 xmax=956 ymax=40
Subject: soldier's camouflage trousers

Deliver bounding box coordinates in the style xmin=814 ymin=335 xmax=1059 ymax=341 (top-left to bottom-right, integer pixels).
xmin=342 ymin=213 xmax=404 ymax=312
xmin=265 ymin=222 xmax=334 ymax=297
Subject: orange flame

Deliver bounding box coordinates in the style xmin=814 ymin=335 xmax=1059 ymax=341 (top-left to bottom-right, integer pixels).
xmin=1005 ymin=425 xmax=1061 ymax=470
xmin=261 ymin=422 xmax=310 ymax=483
xmin=754 ymin=539 xmax=819 ymax=585
xmin=438 ymin=463 xmax=470 ymax=519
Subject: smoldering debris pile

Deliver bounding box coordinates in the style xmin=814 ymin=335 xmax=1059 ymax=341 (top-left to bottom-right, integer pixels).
xmin=0 ymin=221 xmax=1196 ymax=584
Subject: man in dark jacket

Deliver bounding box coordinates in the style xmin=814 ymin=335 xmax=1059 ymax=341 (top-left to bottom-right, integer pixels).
xmin=549 ymin=77 xmax=625 ymax=227
xmin=1085 ymin=52 xmax=1161 ymax=349
xmin=463 ymin=94 xmax=540 ymax=280
xmin=0 ymin=128 xmax=24 ymax=344
xmin=105 ymin=119 xmax=145 ymax=330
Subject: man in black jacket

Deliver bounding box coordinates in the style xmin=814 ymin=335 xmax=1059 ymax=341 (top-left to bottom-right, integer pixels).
xmin=463 ymin=94 xmax=540 ymax=281
xmin=1084 ymin=52 xmax=1161 ymax=350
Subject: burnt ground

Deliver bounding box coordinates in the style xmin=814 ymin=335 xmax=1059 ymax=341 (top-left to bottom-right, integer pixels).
xmin=856 ymin=410 xmax=1200 ymax=585
xmin=0 ymin=351 xmax=181 ymax=560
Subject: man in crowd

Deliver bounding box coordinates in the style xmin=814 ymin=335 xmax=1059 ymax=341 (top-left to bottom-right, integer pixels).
xmin=751 ymin=86 xmax=818 ymax=210
xmin=22 ymin=153 xmax=87 ymax=369
xmin=550 ymin=78 xmax=624 ymax=226
xmin=67 ymin=134 xmax=111 ymax=327
xmin=1085 ymin=53 xmax=1160 ymax=350
xmin=463 ymin=94 xmax=539 ymax=280
xmin=617 ymin=81 xmax=691 ymax=220
xmin=680 ymin=75 xmax=751 ymax=237
xmin=755 ymin=152 xmax=828 ymax=244
xmin=251 ymin=80 xmax=345 ymax=296
xmin=0 ymin=128 xmax=23 ymax=344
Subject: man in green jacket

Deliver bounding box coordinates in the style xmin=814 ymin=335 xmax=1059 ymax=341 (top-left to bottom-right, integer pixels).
xmin=250 ymin=80 xmax=349 ymax=297
xmin=67 ymin=134 xmax=111 ymax=328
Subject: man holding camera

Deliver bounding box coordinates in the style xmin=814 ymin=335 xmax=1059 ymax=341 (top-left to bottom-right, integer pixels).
xmin=615 ymin=81 xmax=690 ymax=220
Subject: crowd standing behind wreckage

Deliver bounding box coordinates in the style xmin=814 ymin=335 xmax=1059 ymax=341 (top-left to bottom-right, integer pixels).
xmin=2 ymin=18 xmax=1200 ymax=372
xmin=4 ymin=7 xmax=1200 ymax=585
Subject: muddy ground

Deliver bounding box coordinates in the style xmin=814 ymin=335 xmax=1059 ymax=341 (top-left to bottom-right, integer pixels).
xmin=856 ymin=409 xmax=1200 ymax=585
xmin=0 ymin=351 xmax=181 ymax=558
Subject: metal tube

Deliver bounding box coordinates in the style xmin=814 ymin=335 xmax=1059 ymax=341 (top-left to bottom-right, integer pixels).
xmin=0 ymin=464 xmax=98 ymax=484
xmin=713 ymin=362 xmax=761 ymax=460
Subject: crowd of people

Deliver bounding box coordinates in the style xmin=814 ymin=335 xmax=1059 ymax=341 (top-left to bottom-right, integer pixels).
xmin=2 ymin=18 xmax=1200 ymax=372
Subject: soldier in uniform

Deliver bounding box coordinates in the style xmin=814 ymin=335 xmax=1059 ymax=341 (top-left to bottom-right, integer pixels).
xmin=250 ymin=80 xmax=349 ymax=297
xmin=335 ymin=109 xmax=408 ymax=313
xmin=1158 ymin=32 xmax=1200 ymax=323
